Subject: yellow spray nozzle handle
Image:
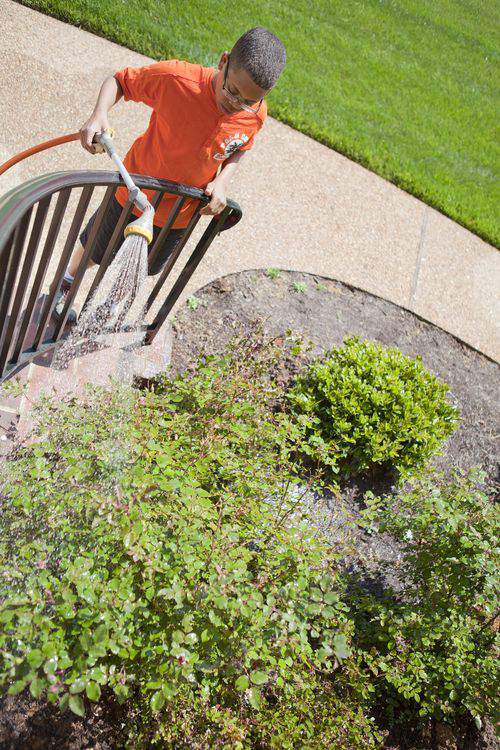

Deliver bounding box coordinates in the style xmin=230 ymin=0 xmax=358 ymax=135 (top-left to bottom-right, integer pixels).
xmin=124 ymin=223 xmax=153 ymax=245
xmin=92 ymin=128 xmax=115 ymax=153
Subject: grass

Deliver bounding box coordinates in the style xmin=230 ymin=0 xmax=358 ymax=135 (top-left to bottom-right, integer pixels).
xmin=19 ymin=0 xmax=499 ymax=246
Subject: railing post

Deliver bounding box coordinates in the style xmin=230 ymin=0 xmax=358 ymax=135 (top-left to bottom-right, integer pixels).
xmin=146 ymin=207 xmax=231 ymax=344
xmin=0 ymin=210 xmax=32 ymax=377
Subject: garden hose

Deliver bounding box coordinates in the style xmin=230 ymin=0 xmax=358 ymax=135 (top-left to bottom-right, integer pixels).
xmin=0 ymin=132 xmax=80 ymax=177
xmin=0 ymin=129 xmax=155 ymax=245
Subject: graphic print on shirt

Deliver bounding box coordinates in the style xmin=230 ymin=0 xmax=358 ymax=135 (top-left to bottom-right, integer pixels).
xmin=214 ymin=133 xmax=249 ymax=161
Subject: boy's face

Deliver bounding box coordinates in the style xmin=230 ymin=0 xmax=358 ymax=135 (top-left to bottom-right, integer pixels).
xmin=214 ymin=52 xmax=270 ymax=115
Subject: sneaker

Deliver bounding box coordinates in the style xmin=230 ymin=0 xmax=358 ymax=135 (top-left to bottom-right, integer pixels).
xmin=52 ymin=278 xmax=78 ymax=325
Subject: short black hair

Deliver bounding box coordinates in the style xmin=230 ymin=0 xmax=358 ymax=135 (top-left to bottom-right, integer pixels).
xmin=231 ymin=27 xmax=286 ymax=90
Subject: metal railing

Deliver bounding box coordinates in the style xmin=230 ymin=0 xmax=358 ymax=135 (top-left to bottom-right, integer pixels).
xmin=0 ymin=170 xmax=242 ymax=382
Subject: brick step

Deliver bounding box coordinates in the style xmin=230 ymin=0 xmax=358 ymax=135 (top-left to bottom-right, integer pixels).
xmin=15 ymin=322 xmax=173 ymax=441
xmin=0 ymin=365 xmax=31 ymax=452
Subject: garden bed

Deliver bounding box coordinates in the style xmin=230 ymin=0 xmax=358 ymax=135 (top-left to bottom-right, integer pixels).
xmin=172 ymin=267 xmax=500 ymax=613
xmin=0 ymin=269 xmax=498 ymax=750
xmin=170 ymin=269 xmax=499 ymax=486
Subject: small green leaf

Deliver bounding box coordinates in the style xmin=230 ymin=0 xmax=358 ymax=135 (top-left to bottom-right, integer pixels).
xmin=27 ymin=649 xmax=44 ymax=669
xmin=213 ymin=595 xmax=228 ymax=609
xmin=85 ymin=681 xmax=101 ymax=702
xmin=162 ymin=682 xmax=177 ymax=699
xmin=235 ymin=675 xmax=249 ymax=691
xmin=93 ymin=624 xmax=108 ymax=643
xmin=333 ymin=634 xmax=351 ymax=660
xmin=69 ymin=694 xmax=85 ymax=717
xmin=248 ymin=687 xmax=261 ymax=709
xmin=324 ymin=592 xmax=339 ymax=605
xmin=151 ymin=690 xmax=166 ymax=712
xmin=29 ymin=677 xmax=45 ymax=699
xmin=250 ymin=670 xmax=269 ymax=686
xmin=69 ymin=678 xmax=86 ymax=694
xmin=7 ymin=680 xmax=26 ymax=695
xmin=43 ymin=656 xmax=58 ymax=675
xmin=59 ymin=692 xmax=69 ymax=711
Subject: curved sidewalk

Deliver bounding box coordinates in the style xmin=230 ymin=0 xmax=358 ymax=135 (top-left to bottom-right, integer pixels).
xmin=0 ymin=0 xmax=498 ymax=362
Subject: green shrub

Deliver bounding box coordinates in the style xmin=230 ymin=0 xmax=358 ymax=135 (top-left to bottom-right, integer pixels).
xmin=0 ymin=331 xmax=373 ymax=746
xmin=128 ymin=670 xmax=383 ymax=749
xmin=353 ymin=469 xmax=499 ymax=726
xmin=2 ymin=330 xmax=490 ymax=746
xmin=287 ymin=336 xmax=459 ymax=480
xmin=250 ymin=671 xmax=383 ymax=749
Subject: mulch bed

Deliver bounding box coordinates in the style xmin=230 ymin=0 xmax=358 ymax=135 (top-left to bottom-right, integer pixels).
xmin=1 ymin=269 xmax=498 ymax=750
xmin=0 ymin=693 xmax=121 ymax=749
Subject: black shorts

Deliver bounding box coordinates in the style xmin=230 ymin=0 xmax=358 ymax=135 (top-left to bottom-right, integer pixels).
xmin=79 ymin=196 xmax=184 ymax=276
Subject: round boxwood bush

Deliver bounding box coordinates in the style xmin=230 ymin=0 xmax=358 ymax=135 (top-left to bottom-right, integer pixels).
xmin=287 ymin=336 xmax=459 ymax=479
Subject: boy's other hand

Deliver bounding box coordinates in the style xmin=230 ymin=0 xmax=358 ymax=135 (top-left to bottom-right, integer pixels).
xmin=200 ymin=179 xmax=227 ymax=216
xmin=79 ymin=114 xmax=110 ymax=154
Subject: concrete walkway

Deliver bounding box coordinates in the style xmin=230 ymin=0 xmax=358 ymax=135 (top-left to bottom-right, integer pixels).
xmin=0 ymin=0 xmax=499 ymax=362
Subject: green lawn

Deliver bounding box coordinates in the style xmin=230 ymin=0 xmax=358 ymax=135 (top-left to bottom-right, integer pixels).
xmin=20 ymin=0 xmax=499 ymax=246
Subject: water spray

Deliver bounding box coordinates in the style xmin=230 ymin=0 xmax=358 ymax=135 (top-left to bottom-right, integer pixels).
xmin=0 ymin=129 xmax=159 ymax=375
xmin=51 ymin=132 xmax=157 ymax=370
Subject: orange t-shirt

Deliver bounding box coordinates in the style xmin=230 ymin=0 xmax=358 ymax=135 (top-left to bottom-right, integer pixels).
xmin=113 ymin=60 xmax=267 ymax=228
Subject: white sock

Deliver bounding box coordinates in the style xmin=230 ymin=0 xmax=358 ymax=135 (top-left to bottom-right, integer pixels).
xmin=63 ymin=270 xmax=74 ymax=284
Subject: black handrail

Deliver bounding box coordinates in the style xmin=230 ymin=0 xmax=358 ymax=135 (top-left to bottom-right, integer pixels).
xmin=0 ymin=170 xmax=242 ymax=382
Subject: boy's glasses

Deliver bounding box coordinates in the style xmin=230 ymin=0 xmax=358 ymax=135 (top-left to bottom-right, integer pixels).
xmin=222 ymin=57 xmax=262 ymax=114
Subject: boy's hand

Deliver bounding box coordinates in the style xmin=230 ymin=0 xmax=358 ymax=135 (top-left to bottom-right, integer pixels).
xmin=79 ymin=113 xmax=110 ymax=154
xmin=200 ymin=178 xmax=227 ymax=216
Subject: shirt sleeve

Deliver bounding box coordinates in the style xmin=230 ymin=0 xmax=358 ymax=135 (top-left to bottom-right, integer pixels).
xmin=114 ymin=61 xmax=171 ymax=108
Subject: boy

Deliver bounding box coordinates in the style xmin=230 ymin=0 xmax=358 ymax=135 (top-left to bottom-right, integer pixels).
xmin=54 ymin=27 xmax=286 ymax=322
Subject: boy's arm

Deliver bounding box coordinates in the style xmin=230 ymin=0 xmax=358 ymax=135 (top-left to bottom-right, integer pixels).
xmin=79 ymin=76 xmax=124 ymax=154
xmin=199 ymin=150 xmax=247 ymax=216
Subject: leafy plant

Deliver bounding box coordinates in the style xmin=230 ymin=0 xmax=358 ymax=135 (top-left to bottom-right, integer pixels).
xmin=187 ymin=295 xmax=201 ymax=310
xmin=0 ymin=378 xmax=28 ymax=399
xmin=292 ymin=281 xmax=307 ymax=293
xmin=0 ymin=330 xmax=368 ymax=744
xmin=265 ymin=268 xmax=281 ymax=279
xmin=287 ymin=336 xmax=459 ymax=480
xmin=1 ymin=329 xmax=491 ymax=747
xmin=125 ymin=667 xmax=383 ymax=748
xmin=248 ymin=671 xmax=383 ymax=749
xmin=353 ymin=469 xmax=499 ymax=725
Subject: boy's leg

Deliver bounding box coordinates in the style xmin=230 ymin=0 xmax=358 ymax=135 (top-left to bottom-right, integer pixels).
xmin=67 ymin=241 xmax=96 ymax=279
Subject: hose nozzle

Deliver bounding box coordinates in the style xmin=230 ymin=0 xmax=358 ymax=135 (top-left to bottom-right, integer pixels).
xmin=124 ymin=203 xmax=154 ymax=245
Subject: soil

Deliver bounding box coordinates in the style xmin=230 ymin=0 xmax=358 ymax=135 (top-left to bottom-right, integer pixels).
xmin=1 ymin=270 xmax=498 ymax=750
xmin=169 ymin=270 xmax=499 ymax=488
xmin=0 ymin=692 xmax=123 ymax=749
